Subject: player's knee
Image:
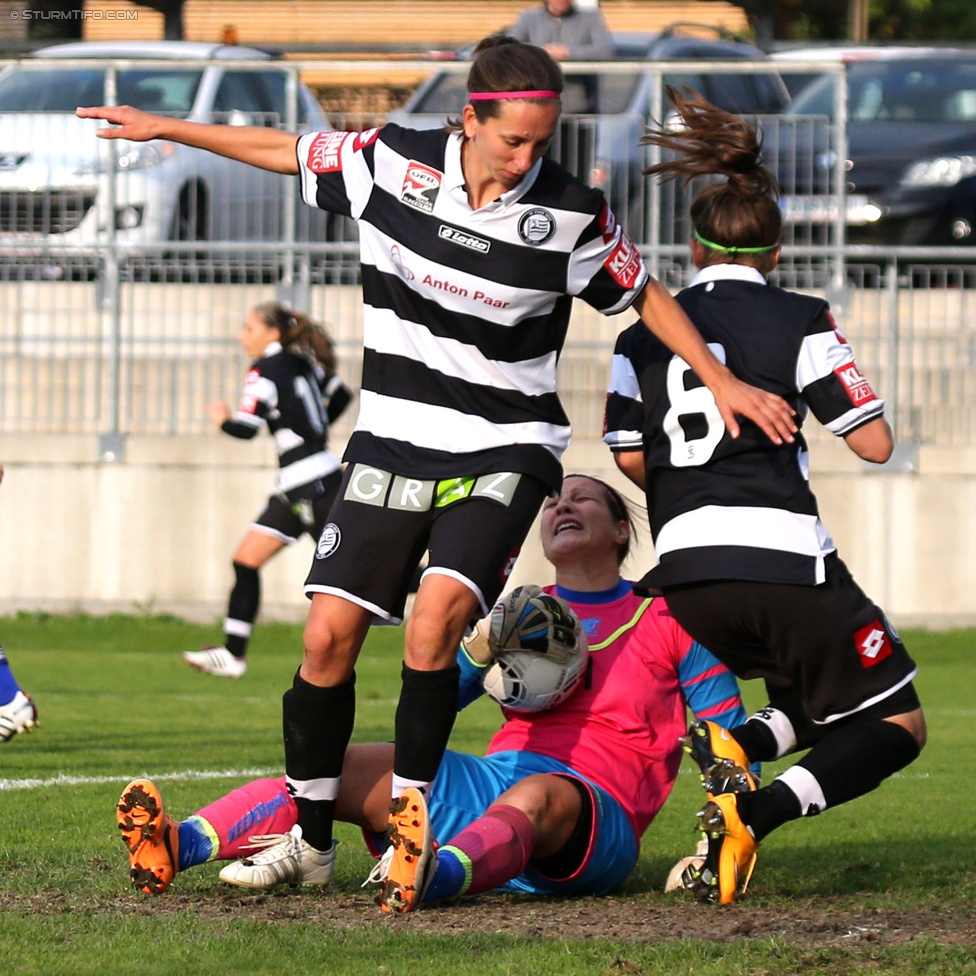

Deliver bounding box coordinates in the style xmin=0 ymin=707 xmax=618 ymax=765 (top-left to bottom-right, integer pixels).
xmin=887 ymin=709 xmax=927 ymax=751
xmin=404 ymin=605 xmax=468 ymax=668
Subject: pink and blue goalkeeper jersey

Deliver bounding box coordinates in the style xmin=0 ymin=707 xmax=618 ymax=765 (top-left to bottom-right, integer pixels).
xmin=461 ymin=580 xmax=747 ymax=839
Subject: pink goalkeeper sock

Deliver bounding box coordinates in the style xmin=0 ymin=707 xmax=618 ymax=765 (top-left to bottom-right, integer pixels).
xmin=193 ymin=776 xmax=297 ymax=861
xmin=442 ymin=804 xmax=535 ymax=895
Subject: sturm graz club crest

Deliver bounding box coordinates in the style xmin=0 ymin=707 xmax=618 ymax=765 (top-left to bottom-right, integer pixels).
xmin=517 ymin=208 xmax=556 ymax=246
xmin=316 ymin=523 xmax=341 ymax=558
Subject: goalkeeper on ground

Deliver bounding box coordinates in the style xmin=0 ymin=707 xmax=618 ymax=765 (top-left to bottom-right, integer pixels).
xmin=117 ymin=475 xmax=753 ymax=909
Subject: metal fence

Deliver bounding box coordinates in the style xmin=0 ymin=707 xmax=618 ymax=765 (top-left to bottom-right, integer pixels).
xmin=1 ymin=57 xmax=974 ymax=453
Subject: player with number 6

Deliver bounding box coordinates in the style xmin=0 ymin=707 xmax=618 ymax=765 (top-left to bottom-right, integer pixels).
xmin=605 ymin=88 xmax=927 ymax=905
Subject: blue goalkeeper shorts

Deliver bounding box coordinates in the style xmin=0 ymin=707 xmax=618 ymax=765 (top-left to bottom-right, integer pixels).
xmin=424 ymin=749 xmax=638 ymax=896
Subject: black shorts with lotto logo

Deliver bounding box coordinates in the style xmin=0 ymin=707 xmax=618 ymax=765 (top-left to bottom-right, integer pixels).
xmin=660 ymin=553 xmax=919 ymax=726
xmin=305 ymin=463 xmax=548 ymax=624
xmin=253 ymin=469 xmax=344 ymax=544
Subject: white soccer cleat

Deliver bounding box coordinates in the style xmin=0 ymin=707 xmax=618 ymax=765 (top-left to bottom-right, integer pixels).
xmin=664 ymin=836 xmax=709 ymax=892
xmin=218 ymin=825 xmax=335 ymax=890
xmin=0 ymin=690 xmax=39 ymax=743
xmin=182 ymin=645 xmax=247 ymax=678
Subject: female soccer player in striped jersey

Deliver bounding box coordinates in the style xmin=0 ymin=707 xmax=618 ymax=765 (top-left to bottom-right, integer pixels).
xmin=183 ymin=303 xmax=351 ymax=678
xmin=605 ymin=88 xmax=927 ymax=904
xmin=81 ymin=37 xmax=794 ymax=889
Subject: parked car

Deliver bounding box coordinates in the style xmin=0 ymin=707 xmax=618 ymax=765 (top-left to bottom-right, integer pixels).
xmin=388 ymin=27 xmax=791 ymax=243
xmin=0 ymin=41 xmax=330 ymax=251
xmin=768 ymin=48 xmax=976 ymax=246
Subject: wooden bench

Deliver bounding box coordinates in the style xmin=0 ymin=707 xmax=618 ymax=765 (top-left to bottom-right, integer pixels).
xmin=83 ymin=0 xmax=748 ymax=47
xmin=82 ymin=0 xmax=750 ymax=91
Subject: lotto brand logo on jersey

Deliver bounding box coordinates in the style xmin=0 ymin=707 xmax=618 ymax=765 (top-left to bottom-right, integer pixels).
xmin=605 ymin=232 xmax=642 ymax=289
xmin=400 ymin=162 xmax=442 ymax=213
xmin=834 ymin=363 xmax=877 ymax=406
xmin=854 ymin=619 xmax=894 ymax=668
xmin=518 ymin=208 xmax=556 ymax=246
xmin=439 ymin=224 xmax=491 ymax=253
xmin=306 ymin=132 xmax=349 ymax=173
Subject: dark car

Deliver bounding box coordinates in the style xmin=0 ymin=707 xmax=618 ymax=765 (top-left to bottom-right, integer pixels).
xmin=389 ymin=27 xmax=790 ymax=243
xmin=771 ymin=49 xmax=976 ymax=246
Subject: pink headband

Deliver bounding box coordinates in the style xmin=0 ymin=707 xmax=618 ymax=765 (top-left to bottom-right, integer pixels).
xmin=468 ymin=90 xmax=561 ymax=100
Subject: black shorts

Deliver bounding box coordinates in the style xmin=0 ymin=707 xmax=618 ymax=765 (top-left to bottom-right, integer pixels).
xmin=662 ymin=553 xmax=919 ymax=726
xmin=253 ymin=469 xmax=343 ymax=544
xmin=305 ymin=463 xmax=549 ymax=624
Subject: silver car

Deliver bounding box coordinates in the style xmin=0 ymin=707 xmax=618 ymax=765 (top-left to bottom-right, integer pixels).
xmin=0 ymin=40 xmax=329 ymax=248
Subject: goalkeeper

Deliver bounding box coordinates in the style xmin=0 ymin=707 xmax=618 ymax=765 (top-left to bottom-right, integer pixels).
xmin=118 ymin=476 xmax=751 ymax=910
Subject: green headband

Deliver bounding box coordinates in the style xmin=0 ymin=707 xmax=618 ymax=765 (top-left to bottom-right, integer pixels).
xmin=694 ymin=230 xmax=778 ymax=254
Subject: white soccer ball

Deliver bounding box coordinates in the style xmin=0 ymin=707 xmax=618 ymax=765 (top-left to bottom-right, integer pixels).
xmin=481 ymin=585 xmax=588 ymax=712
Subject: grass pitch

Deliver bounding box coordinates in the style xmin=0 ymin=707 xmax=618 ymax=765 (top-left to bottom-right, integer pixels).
xmin=0 ymin=613 xmax=973 ymax=975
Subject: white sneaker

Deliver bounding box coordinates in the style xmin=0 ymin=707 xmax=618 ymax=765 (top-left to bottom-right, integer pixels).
xmin=219 ymin=825 xmax=335 ymax=889
xmin=664 ymin=835 xmax=709 ymax=893
xmin=183 ymin=646 xmax=247 ymax=678
xmin=0 ymin=690 xmax=38 ymax=743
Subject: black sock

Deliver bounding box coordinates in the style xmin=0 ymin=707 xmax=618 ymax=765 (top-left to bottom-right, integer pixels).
xmin=737 ymin=780 xmax=802 ymax=842
xmin=394 ymin=664 xmax=460 ymax=785
xmin=797 ymin=719 xmax=921 ymax=808
xmin=283 ymin=670 xmax=356 ymax=850
xmin=225 ymin=562 xmax=260 ymax=659
xmin=731 ymin=720 xmax=779 ymax=763
xmin=738 ymin=720 xmax=921 ymax=843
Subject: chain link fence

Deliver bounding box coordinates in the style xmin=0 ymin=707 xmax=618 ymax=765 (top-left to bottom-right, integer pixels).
xmin=1 ymin=57 xmax=974 ymax=452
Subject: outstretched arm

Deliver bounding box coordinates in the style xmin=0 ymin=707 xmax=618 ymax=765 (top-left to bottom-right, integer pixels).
xmin=75 ymin=105 xmax=300 ymax=174
xmin=633 ymin=279 xmax=797 ymax=445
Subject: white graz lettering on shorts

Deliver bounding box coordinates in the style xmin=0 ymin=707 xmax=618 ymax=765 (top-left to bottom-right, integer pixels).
xmin=343 ymin=464 xmax=520 ymax=510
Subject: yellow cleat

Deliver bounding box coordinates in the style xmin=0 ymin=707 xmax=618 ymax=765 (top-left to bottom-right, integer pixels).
xmin=684 ymin=792 xmax=759 ymax=905
xmin=682 ymin=719 xmax=758 ymax=796
xmin=371 ymin=788 xmax=438 ymax=914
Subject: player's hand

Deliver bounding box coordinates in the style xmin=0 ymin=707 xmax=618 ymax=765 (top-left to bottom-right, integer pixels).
xmin=76 ymin=105 xmax=162 ymax=142
xmin=204 ymin=401 xmax=231 ymax=426
xmin=712 ymin=373 xmax=796 ymax=444
xmin=461 ymin=615 xmax=493 ymax=666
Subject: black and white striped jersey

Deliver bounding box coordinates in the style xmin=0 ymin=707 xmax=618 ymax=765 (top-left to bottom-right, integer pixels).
xmin=222 ymin=341 xmax=350 ymax=498
xmin=296 ymin=123 xmax=647 ymax=489
xmin=604 ymin=264 xmax=886 ymax=589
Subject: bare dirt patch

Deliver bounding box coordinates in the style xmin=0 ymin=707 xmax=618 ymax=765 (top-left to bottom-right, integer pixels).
xmin=6 ymin=886 xmax=974 ymax=949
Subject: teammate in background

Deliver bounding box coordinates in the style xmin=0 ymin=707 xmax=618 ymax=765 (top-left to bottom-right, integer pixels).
xmin=605 ymin=88 xmax=926 ymax=904
xmin=509 ymin=0 xmax=614 ymax=61
xmin=117 ymin=475 xmax=750 ymax=910
xmin=0 ymin=463 xmax=40 ymax=742
xmin=183 ymin=303 xmax=352 ymax=678
xmin=81 ymin=36 xmax=794 ymax=894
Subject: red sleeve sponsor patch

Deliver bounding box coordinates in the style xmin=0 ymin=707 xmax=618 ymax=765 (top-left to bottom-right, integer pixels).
xmin=306 ymin=131 xmax=350 ymax=173
xmin=598 ymin=202 xmax=618 ymax=243
xmin=353 ymin=127 xmax=380 ymax=151
xmin=826 ymin=310 xmax=848 ymax=344
xmin=854 ymin=619 xmax=894 ymax=668
xmin=834 ymin=362 xmax=877 ymax=406
xmin=604 ymin=231 xmax=642 ymax=290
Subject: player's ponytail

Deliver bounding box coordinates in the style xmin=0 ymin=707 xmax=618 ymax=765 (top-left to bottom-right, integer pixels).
xmin=641 ymin=87 xmax=781 ymax=270
xmin=252 ymin=302 xmax=338 ymax=374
